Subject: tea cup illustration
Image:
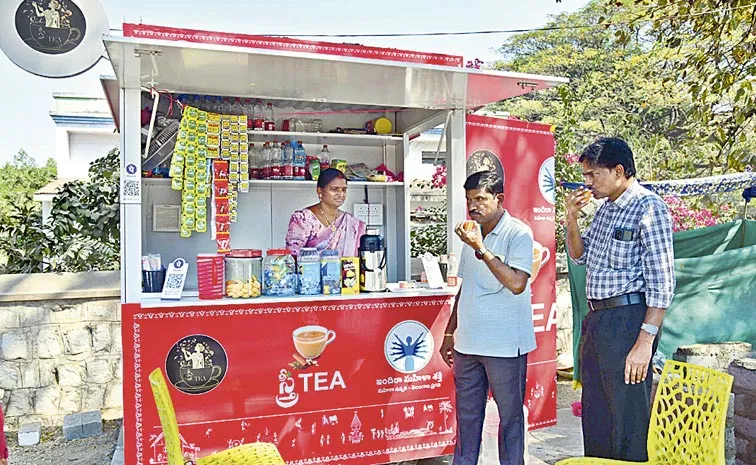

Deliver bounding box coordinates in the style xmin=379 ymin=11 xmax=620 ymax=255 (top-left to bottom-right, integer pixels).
xmin=293 ymin=325 xmax=336 ymax=360
xmin=530 ymin=241 xmax=551 ymax=282
xmin=178 ymin=365 xmax=222 ymax=390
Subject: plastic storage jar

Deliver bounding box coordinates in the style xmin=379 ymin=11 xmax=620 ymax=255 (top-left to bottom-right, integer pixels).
xmin=225 ymin=249 xmax=262 ymax=298
xmin=264 ymin=249 xmax=297 ymax=296
xmin=298 ymin=247 xmax=321 ymax=295
xmin=320 ymin=250 xmax=342 ymax=295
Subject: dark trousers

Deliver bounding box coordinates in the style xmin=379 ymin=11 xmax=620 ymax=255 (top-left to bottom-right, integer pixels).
xmin=453 ymin=350 xmax=528 ymax=465
xmin=580 ymin=303 xmax=658 ymax=462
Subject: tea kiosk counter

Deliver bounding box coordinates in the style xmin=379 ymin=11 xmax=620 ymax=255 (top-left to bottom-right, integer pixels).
xmin=107 ymin=24 xmax=567 ymax=465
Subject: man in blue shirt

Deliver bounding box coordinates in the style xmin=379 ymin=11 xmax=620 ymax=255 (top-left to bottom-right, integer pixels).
xmin=439 ymin=171 xmax=536 ymax=465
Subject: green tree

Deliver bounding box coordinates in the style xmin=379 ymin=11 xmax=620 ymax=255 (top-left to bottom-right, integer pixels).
xmin=0 ymin=148 xmax=120 ymax=273
xmin=612 ymin=0 xmax=756 ymax=172
xmin=0 ymin=149 xmax=57 ymax=221
xmin=491 ymin=0 xmax=752 ymax=250
xmin=47 ymin=148 xmax=120 ymax=272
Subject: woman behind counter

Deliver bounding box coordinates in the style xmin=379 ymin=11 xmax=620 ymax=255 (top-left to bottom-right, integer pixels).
xmin=285 ymin=168 xmax=366 ymax=257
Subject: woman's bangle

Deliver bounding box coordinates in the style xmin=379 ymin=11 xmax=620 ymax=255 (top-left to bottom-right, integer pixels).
xmin=444 ymin=333 xmax=454 ymax=337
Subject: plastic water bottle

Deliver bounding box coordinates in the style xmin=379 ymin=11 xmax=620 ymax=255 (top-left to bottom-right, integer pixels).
xmin=283 ymin=141 xmax=294 ymax=180
xmin=261 ymin=143 xmax=272 ymax=179
xmin=270 ymin=141 xmax=282 ymax=179
xmin=203 ymin=95 xmax=214 ymax=112
xmin=319 ymin=144 xmax=331 ymax=171
xmin=447 ymin=253 xmax=458 ymax=287
xmin=231 ymin=97 xmax=245 ymax=115
xmin=248 ymin=143 xmax=258 ymax=180
xmin=264 ymin=103 xmax=276 ymax=131
xmin=293 ymin=141 xmax=307 ymax=180
xmin=252 ymin=100 xmax=265 ymax=131
xmin=243 ymin=99 xmax=254 ymax=129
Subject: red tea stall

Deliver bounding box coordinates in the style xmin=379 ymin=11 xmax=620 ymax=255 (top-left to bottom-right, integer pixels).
xmin=103 ymin=25 xmax=567 ymax=464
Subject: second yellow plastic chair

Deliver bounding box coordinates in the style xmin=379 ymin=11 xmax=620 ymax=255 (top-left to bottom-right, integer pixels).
xmin=148 ymin=368 xmax=286 ymax=465
xmin=556 ymin=360 xmax=733 ymax=465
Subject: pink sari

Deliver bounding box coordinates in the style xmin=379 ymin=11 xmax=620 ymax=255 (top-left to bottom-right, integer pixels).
xmin=285 ymin=209 xmax=366 ymax=257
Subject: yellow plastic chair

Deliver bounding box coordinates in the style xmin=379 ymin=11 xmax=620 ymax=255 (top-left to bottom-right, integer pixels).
xmin=556 ymin=360 xmax=733 ymax=465
xmin=148 ymin=368 xmax=286 ymax=465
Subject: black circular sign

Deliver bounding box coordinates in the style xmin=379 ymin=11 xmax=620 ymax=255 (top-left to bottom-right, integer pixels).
xmin=166 ymin=335 xmax=228 ymax=395
xmin=15 ymin=0 xmax=86 ymax=55
xmin=467 ymin=149 xmax=505 ymax=182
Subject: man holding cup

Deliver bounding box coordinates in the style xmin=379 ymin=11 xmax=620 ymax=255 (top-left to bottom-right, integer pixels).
xmin=565 ymin=137 xmax=675 ymax=461
xmin=439 ymin=171 xmax=535 ymax=465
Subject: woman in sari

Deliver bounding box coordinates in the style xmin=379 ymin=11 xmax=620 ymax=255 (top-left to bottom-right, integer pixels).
xmin=285 ymin=168 xmax=366 ymax=257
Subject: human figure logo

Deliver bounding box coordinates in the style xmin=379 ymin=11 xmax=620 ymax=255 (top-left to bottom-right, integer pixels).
xmin=539 ymin=156 xmax=556 ymax=205
xmin=384 ymin=320 xmax=433 ymax=374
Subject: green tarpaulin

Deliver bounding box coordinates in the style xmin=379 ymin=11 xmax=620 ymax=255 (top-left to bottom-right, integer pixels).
xmin=569 ymin=220 xmax=756 ymax=383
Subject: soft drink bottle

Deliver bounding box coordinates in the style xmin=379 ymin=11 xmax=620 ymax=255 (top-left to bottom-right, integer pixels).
xmin=264 ymin=103 xmax=276 ymax=131
xmin=283 ymin=141 xmax=294 ymax=180
xmin=319 ymin=144 xmax=331 ymax=172
xmin=252 ymin=100 xmax=265 ymax=131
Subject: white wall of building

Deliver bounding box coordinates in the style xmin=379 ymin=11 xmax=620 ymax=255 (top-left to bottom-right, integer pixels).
xmin=55 ymin=127 xmax=119 ymax=178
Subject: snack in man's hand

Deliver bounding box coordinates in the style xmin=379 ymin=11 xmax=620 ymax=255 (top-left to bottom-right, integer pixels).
xmin=463 ymin=221 xmax=477 ymax=232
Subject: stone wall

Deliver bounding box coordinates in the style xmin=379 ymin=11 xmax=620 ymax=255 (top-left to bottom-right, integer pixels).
xmin=729 ymin=357 xmax=756 ymax=465
xmin=0 ymin=272 xmax=121 ymax=430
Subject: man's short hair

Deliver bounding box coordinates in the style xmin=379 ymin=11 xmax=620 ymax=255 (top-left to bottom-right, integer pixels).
xmin=579 ymin=137 xmax=636 ymax=178
xmin=464 ymin=171 xmax=504 ymax=195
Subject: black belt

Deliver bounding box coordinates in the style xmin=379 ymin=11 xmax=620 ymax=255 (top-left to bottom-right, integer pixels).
xmin=588 ymin=292 xmax=645 ymax=311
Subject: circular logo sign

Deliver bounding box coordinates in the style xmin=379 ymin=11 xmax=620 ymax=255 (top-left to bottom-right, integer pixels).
xmin=538 ymin=157 xmax=556 ymax=205
xmin=126 ymin=163 xmax=137 ymax=175
xmin=166 ymin=334 xmax=228 ymax=395
xmin=0 ymin=0 xmax=109 ymax=78
xmin=467 ymin=149 xmax=505 ymax=183
xmin=384 ymin=320 xmax=433 ymax=374
xmin=14 ymin=0 xmax=86 ymax=55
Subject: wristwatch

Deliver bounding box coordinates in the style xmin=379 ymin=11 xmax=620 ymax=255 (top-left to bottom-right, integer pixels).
xmin=474 ymin=247 xmax=489 ymax=260
xmin=640 ymin=323 xmax=659 ymax=337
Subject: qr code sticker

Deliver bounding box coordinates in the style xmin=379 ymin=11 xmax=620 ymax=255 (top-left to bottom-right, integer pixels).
xmin=123 ymin=180 xmax=140 ymax=198
xmin=165 ymin=273 xmax=183 ymax=290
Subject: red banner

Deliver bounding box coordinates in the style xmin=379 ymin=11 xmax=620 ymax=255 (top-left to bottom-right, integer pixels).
xmin=465 ymin=114 xmax=557 ymax=429
xmin=122 ymin=296 xmax=455 ymax=465
xmin=123 ymin=24 xmax=463 ymax=68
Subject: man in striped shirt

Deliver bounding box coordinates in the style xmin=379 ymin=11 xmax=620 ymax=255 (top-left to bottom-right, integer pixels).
xmin=566 ymin=138 xmax=675 ymax=462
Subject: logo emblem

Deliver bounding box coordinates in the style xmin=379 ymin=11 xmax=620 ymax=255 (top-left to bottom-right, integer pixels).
xmin=384 ymin=320 xmax=433 ymax=374
xmin=166 ymin=334 xmax=227 ymax=395
xmin=538 ymin=157 xmax=556 ymax=205
xmin=467 ymin=149 xmax=505 ymax=182
xmin=15 ymin=0 xmax=86 ymax=55
xmin=0 ymin=0 xmax=110 ymax=78
xmin=126 ymin=163 xmax=137 ymax=175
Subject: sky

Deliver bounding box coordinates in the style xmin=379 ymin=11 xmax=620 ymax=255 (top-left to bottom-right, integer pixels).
xmin=0 ymin=0 xmax=589 ymax=166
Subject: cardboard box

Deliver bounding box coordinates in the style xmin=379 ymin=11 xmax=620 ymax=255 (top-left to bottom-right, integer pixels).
xmin=341 ymin=257 xmax=360 ymax=294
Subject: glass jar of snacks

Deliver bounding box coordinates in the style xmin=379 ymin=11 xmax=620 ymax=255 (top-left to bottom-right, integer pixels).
xmin=224 ymin=249 xmax=262 ymax=298
xmin=263 ymin=249 xmax=297 ymax=296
